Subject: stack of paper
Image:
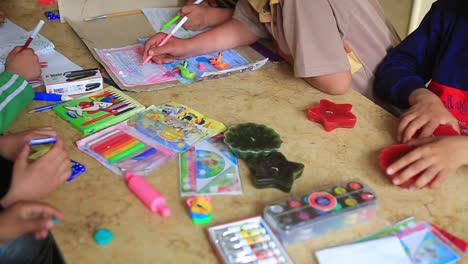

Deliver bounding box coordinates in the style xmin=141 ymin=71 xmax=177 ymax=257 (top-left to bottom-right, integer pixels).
xmin=315 ymin=217 xmax=466 ymax=264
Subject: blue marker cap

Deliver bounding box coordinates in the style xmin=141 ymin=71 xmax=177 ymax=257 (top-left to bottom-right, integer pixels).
xmin=29 ymin=137 xmax=57 ymax=146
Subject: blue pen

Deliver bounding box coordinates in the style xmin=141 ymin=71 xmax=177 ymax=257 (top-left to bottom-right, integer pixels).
xmin=34 ymin=92 xmax=73 ymax=102
xmin=29 ymin=137 xmax=57 ymax=145
xmin=29 ymin=101 xmax=65 ymax=113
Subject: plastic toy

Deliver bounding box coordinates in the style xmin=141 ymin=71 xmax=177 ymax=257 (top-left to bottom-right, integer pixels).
xmin=209 ymin=52 xmax=230 ymax=70
xmin=177 ymin=61 xmax=196 ymax=80
xmin=93 ymin=228 xmax=114 ymax=245
xmin=44 ymin=10 xmax=60 ymax=20
xmin=187 ymin=196 xmax=212 ymax=224
xmin=307 ymin=99 xmax=357 ymax=131
xmin=124 ymin=172 xmax=171 ymax=217
xmin=246 ymin=152 xmax=304 ymax=193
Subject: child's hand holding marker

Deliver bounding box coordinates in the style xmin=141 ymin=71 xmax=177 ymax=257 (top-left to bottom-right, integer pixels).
xmin=143 ymin=33 xmax=192 ymax=64
xmin=0 ymin=128 xmax=57 ymax=161
xmin=0 ymin=201 xmax=63 ymax=242
xmin=5 ymin=47 xmax=41 ymax=81
xmin=1 ymin=136 xmax=70 ymax=207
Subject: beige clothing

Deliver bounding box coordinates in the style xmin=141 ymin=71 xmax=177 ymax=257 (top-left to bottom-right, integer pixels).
xmin=233 ymin=0 xmax=400 ymax=101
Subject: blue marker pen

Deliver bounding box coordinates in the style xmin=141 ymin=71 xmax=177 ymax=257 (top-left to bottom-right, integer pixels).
xmin=34 ymin=92 xmax=73 ymax=102
xmin=29 ymin=137 xmax=57 ymax=145
xmin=29 ymin=101 xmax=66 ymax=113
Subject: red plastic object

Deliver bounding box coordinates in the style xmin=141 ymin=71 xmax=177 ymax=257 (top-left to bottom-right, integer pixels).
xmin=378 ymin=144 xmax=418 ymax=188
xmin=413 ymin=124 xmax=460 ymax=138
xmin=38 ymin=0 xmax=57 ymax=6
xmin=307 ymin=99 xmax=357 ymax=131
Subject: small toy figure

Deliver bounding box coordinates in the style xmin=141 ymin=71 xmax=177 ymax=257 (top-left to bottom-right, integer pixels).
xmin=177 ymin=61 xmax=196 ymax=80
xmin=187 ymin=196 xmax=212 ymax=224
xmin=209 ymin=52 xmax=230 ymax=70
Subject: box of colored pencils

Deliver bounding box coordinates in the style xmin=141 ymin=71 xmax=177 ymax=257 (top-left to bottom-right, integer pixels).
xmin=53 ymin=86 xmax=145 ymax=135
xmin=263 ymin=180 xmax=377 ymax=245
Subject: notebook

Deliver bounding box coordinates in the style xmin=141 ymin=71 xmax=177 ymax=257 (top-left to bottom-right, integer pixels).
xmin=53 ymin=86 xmax=145 ymax=135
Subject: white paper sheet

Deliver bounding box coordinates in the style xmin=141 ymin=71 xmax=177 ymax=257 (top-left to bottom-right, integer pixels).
xmin=315 ymin=236 xmax=412 ymax=264
xmin=142 ymin=8 xmax=206 ymax=38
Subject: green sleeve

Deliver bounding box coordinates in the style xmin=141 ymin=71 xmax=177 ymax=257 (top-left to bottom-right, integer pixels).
xmin=0 ymin=72 xmax=34 ymax=134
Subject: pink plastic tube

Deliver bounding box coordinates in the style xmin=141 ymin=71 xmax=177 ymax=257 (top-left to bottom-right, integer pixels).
xmin=124 ymin=172 xmax=171 ymax=217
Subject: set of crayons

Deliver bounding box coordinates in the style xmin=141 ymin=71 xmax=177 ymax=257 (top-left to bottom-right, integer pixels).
xmin=87 ymin=129 xmax=154 ymax=164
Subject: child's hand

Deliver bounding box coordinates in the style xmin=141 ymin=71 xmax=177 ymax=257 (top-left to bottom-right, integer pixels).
xmin=0 ymin=201 xmax=63 ymax=242
xmin=386 ymin=136 xmax=467 ymax=189
xmin=143 ymin=33 xmax=192 ymax=64
xmin=1 ymin=137 xmax=70 ymax=207
xmin=0 ymin=10 xmax=5 ymax=24
xmin=177 ymin=4 xmax=212 ymax=30
xmin=5 ymin=47 xmax=41 ymax=81
xmin=398 ymin=89 xmax=459 ymax=143
xmin=0 ymin=128 xmax=57 ymax=161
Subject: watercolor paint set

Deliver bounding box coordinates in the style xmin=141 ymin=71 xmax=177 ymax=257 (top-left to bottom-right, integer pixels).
xmin=207 ymin=216 xmax=293 ymax=264
xmin=263 ymin=180 xmax=377 ymax=245
xmin=77 ymin=102 xmax=226 ymax=176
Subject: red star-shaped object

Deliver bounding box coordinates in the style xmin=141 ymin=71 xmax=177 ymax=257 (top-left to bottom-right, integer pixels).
xmin=307 ymin=99 xmax=357 ymax=131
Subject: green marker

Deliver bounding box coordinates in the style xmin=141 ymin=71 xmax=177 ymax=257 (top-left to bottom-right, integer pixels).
xmin=160 ymin=15 xmax=180 ymax=30
xmin=108 ymin=142 xmax=146 ymax=163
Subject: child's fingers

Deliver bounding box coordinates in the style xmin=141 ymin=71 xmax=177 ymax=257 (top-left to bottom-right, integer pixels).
xmin=417 ymin=120 xmax=440 ymax=139
xmin=429 ymin=171 xmax=450 ymax=189
xmin=397 ymin=113 xmax=416 ymax=142
xmin=402 ymin=117 xmax=429 ymax=143
xmin=14 ymin=144 xmax=30 ymax=167
xmin=387 ymin=149 xmax=422 ymax=176
xmin=394 ymin=159 xmax=431 ymax=185
xmin=151 ymin=55 xmax=174 ymax=64
xmin=411 ymin=166 xmax=438 ymax=189
xmin=34 ymin=229 xmax=50 ymax=240
xmin=23 ymin=218 xmax=54 ymax=235
xmin=21 ymin=202 xmax=63 ymax=220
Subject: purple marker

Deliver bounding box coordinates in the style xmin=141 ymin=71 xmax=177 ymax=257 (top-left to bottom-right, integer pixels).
xmin=29 ymin=137 xmax=57 ymax=146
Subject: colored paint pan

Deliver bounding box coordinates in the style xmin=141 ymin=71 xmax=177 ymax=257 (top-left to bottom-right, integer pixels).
xmin=308 ymin=192 xmax=337 ymax=212
xmin=332 ymin=186 xmax=347 ymax=196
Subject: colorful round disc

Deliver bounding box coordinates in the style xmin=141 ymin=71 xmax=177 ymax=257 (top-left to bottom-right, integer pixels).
xmin=344 ymin=197 xmax=358 ymax=207
xmin=288 ymin=199 xmax=302 ymax=209
xmin=308 ymin=192 xmax=337 ymax=211
xmin=359 ymin=192 xmax=375 ymax=201
xmin=332 ymin=186 xmax=347 ymax=195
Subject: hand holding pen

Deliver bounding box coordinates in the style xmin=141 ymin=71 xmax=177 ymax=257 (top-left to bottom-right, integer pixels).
xmin=142 ymin=0 xmax=204 ymax=64
xmin=5 ymin=47 xmax=40 ymax=81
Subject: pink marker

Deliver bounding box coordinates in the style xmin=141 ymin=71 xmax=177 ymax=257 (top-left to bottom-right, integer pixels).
xmin=142 ymin=16 xmax=188 ymax=65
xmin=22 ymin=20 xmax=45 ymax=51
xmin=124 ymin=172 xmax=171 ymax=217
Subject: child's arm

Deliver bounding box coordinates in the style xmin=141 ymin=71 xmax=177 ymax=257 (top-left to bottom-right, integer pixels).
xmin=0 ymin=136 xmax=70 ymax=207
xmin=374 ymin=1 xmax=447 ymax=108
xmin=143 ymin=18 xmax=258 ymax=64
xmin=178 ymin=4 xmax=234 ymax=30
xmin=0 ymin=47 xmax=41 ymax=134
xmin=0 ymin=201 xmax=63 ymax=242
xmin=386 ymin=136 xmax=468 ymax=190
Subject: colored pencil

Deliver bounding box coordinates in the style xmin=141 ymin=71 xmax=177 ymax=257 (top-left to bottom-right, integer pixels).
xmin=84 ymin=10 xmax=143 ymax=22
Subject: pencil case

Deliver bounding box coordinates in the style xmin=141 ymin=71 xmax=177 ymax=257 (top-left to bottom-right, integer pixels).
xmin=263 ymin=179 xmax=377 ymax=245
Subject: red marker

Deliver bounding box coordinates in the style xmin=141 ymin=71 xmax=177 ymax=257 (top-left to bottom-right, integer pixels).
xmin=22 ymin=20 xmax=45 ymax=51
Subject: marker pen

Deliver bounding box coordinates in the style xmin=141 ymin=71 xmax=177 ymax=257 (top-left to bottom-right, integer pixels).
xmin=29 ymin=137 xmax=57 ymax=146
xmin=34 ymin=92 xmax=73 ymax=102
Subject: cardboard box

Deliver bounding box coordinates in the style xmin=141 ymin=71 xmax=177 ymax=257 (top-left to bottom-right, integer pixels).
xmin=42 ymin=68 xmax=103 ymax=95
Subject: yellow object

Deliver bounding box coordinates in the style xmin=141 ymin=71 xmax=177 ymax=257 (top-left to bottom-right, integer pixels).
xmin=159 ymin=126 xmax=185 ymax=142
xmin=347 ymin=51 xmax=363 ymax=74
xmin=84 ymin=10 xmax=143 ymax=21
xmin=28 ymin=144 xmax=53 ymax=160
xmin=190 ymin=197 xmax=212 ymax=214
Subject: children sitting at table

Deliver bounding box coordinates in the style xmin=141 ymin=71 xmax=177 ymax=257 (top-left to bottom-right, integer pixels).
xmin=374 ymin=0 xmax=468 ymax=190
xmin=179 ymin=0 xmax=238 ymax=31
xmin=144 ymin=0 xmax=400 ymax=102
xmin=0 ymin=47 xmax=69 ymax=263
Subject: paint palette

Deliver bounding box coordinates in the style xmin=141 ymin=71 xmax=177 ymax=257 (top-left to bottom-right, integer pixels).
xmin=264 ymin=180 xmax=377 ymax=245
xmin=207 ymin=216 xmax=293 ymax=264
